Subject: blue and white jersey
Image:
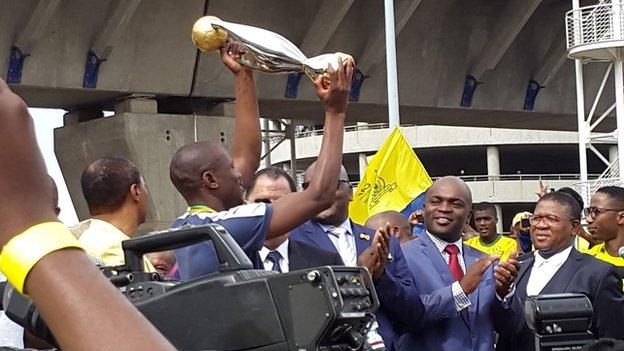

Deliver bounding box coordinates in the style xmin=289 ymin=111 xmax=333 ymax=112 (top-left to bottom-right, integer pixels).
xmin=171 ymin=203 xmax=273 ymax=280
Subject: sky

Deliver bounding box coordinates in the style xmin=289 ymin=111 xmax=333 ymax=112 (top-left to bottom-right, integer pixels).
xmin=30 ymin=108 xmax=79 ymax=226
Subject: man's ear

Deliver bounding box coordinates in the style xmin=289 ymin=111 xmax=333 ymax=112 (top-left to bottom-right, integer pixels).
xmin=392 ymin=225 xmax=401 ymax=237
xmin=617 ymin=211 xmax=624 ymax=226
xmin=130 ymin=183 xmax=142 ymax=202
xmin=202 ymin=170 xmax=219 ymax=190
xmin=466 ymin=210 xmax=473 ymax=225
xmin=571 ymin=219 xmax=581 ymax=236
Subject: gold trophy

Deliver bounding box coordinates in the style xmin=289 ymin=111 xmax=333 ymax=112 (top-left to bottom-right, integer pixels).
xmin=191 ymin=16 xmax=354 ymax=81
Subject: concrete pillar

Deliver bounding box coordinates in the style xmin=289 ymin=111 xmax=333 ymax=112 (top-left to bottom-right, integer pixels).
xmin=55 ymin=109 xmax=234 ymax=234
xmin=610 ymin=145 xmax=619 ymax=163
xmin=357 ymin=122 xmax=369 ymax=180
xmin=287 ymin=120 xmax=297 ymax=182
xmin=114 ymin=94 xmax=157 ymax=115
xmin=359 ymin=153 xmax=368 ymax=181
xmin=495 ymin=204 xmax=503 ymax=233
xmin=487 ymin=146 xmax=500 ymax=180
xmin=262 ymin=118 xmax=271 ymax=168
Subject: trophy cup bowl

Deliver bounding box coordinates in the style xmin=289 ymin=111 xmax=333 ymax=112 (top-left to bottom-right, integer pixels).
xmin=191 ymin=15 xmax=354 ymax=81
xmin=192 ymin=16 xmax=228 ymax=52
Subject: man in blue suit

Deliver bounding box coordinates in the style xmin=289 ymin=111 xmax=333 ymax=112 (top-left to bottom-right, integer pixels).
xmin=291 ymin=163 xmax=423 ymax=350
xmin=397 ymin=176 xmax=524 ymax=351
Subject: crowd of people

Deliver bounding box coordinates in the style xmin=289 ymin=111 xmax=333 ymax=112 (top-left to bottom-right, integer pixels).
xmin=0 ymin=40 xmax=624 ymax=351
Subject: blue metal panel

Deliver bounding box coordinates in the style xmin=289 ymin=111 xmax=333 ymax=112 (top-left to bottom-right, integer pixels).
xmin=523 ymin=79 xmax=543 ymax=110
xmin=349 ymin=69 xmax=368 ymax=102
xmin=284 ymin=72 xmax=303 ymax=98
xmin=83 ymin=51 xmax=106 ymax=88
xmin=7 ymin=46 xmax=29 ymax=84
xmin=460 ymin=75 xmax=480 ymax=107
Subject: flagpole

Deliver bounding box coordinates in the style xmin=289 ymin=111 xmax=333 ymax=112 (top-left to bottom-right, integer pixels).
xmin=384 ymin=0 xmax=400 ymax=128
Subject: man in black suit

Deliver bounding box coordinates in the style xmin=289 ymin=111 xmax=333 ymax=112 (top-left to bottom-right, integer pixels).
xmin=291 ymin=163 xmax=422 ymax=351
xmin=498 ymin=192 xmax=624 ymax=351
xmin=246 ymin=167 xmax=343 ymax=272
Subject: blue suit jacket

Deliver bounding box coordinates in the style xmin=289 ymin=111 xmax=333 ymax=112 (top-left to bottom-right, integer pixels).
xmin=397 ymin=233 xmax=524 ymax=351
xmin=291 ymin=220 xmax=422 ymax=350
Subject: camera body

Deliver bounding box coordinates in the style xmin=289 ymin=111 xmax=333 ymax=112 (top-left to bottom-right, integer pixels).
xmin=4 ymin=224 xmax=379 ymax=350
xmin=525 ymin=293 xmax=595 ymax=351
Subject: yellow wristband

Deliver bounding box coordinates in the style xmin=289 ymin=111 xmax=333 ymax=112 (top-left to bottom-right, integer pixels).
xmin=0 ymin=222 xmax=83 ymax=294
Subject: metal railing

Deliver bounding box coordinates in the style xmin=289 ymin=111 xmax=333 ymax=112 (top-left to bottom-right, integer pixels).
xmin=294 ymin=123 xmax=415 ymax=139
xmin=349 ymin=173 xmax=600 ymax=188
xmin=566 ymin=2 xmax=624 ymax=50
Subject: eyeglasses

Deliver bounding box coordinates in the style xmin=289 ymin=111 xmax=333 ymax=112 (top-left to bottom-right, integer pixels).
xmin=583 ymin=206 xmax=624 ymax=218
xmin=529 ymin=214 xmax=568 ymax=226
xmin=302 ymin=179 xmax=350 ymax=190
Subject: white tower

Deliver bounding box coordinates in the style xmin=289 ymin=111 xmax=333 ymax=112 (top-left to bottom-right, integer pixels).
xmin=568 ymin=0 xmax=624 ymax=203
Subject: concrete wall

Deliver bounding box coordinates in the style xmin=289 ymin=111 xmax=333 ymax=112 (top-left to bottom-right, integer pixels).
xmin=468 ymin=179 xmax=577 ymax=204
xmin=268 ymin=125 xmax=614 ymax=164
xmin=0 ymin=0 xmax=617 ymax=129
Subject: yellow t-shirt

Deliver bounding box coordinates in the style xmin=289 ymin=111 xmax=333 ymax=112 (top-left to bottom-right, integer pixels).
xmin=582 ymin=243 xmax=624 ymax=267
xmin=574 ymin=235 xmax=591 ymax=252
xmin=464 ymin=235 xmax=519 ymax=261
xmin=71 ymin=218 xmax=155 ymax=272
xmin=582 ymin=243 xmax=624 ymax=291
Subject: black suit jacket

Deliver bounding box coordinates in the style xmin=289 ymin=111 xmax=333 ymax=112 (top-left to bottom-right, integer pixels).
xmin=287 ymin=240 xmax=344 ymax=271
xmin=498 ymin=248 xmax=624 ymax=351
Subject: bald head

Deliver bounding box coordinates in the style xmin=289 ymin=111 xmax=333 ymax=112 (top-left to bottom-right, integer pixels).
xmin=426 ymin=176 xmax=472 ymax=206
xmin=366 ymin=211 xmax=409 ymax=230
xmin=365 ymin=210 xmax=414 ymax=244
xmin=170 ymin=142 xmax=225 ymax=195
xmin=424 ymin=176 xmax=472 ymax=242
xmin=170 ymin=142 xmax=244 ymax=209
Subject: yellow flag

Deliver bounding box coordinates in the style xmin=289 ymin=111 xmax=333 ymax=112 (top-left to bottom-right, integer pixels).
xmin=349 ymin=127 xmax=432 ymax=225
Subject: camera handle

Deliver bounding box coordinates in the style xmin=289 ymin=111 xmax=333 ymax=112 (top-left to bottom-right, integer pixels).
xmin=122 ymin=224 xmax=253 ymax=273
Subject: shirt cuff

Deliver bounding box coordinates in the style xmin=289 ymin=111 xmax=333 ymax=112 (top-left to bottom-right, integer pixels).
xmin=451 ymin=281 xmax=471 ymax=312
xmin=495 ymin=284 xmax=516 ymax=308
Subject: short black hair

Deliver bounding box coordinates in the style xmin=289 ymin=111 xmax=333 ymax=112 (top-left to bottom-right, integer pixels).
xmin=81 ymin=157 xmax=142 ymax=214
xmin=250 ymin=167 xmax=297 ymax=193
xmin=472 ymin=202 xmax=497 ymax=216
xmin=596 ymin=186 xmax=624 ymax=209
xmin=557 ymin=187 xmax=584 ymax=212
xmin=538 ymin=191 xmax=582 ymax=221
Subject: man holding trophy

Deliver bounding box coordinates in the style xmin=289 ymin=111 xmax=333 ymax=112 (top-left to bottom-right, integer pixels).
xmin=169 ymin=16 xmax=418 ymax=350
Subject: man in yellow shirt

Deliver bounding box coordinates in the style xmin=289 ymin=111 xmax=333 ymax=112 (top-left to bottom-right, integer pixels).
xmin=465 ymin=202 xmax=518 ymax=261
xmin=584 ymin=186 xmax=624 ymax=278
xmin=71 ymin=157 xmax=154 ymax=272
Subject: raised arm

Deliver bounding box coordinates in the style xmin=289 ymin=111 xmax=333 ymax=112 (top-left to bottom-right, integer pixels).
xmin=221 ymin=40 xmax=261 ymax=190
xmin=0 ymin=79 xmax=174 ymax=351
xmin=267 ymin=59 xmax=354 ymax=238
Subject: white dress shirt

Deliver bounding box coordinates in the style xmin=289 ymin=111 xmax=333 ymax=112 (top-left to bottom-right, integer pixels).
xmin=319 ymin=219 xmax=357 ymax=266
xmin=259 ymin=239 xmax=290 ymax=273
xmin=526 ymin=245 xmax=573 ymax=296
xmin=426 ymin=231 xmax=471 ymax=311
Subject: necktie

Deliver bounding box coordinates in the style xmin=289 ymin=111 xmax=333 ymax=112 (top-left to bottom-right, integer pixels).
xmin=444 ymin=244 xmax=464 ymax=282
xmin=266 ymin=250 xmax=283 ymax=273
xmin=328 ymin=227 xmax=357 ymax=266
